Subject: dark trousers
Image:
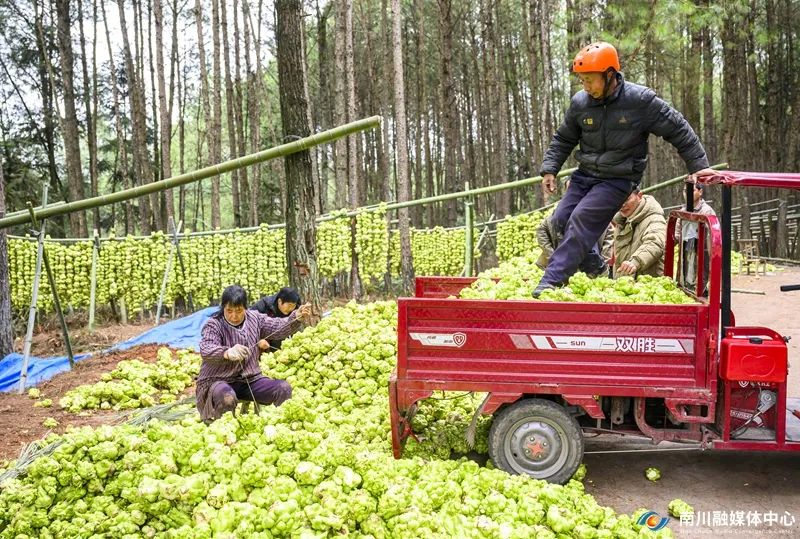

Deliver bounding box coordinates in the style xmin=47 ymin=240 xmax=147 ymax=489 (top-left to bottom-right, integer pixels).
xmin=210 ymin=377 xmax=292 ymax=418
xmin=540 ymin=170 xmax=635 ymax=286
xmin=682 ymin=238 xmax=710 ymax=295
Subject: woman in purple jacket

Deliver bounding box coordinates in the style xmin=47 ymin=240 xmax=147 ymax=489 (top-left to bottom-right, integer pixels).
xmin=197 ymin=285 xmax=313 ymax=423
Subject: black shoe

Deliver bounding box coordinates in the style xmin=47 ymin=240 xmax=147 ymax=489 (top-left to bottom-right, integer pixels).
xmin=532 ymin=283 xmax=555 ymax=298
xmin=586 ymin=263 xmax=609 ymax=279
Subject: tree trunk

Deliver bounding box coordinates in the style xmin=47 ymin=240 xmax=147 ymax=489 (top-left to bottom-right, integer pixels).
xmin=316 ymin=3 xmax=332 ymax=213
xmin=391 ymin=0 xmax=414 ymax=292
xmin=566 ymin=0 xmax=589 ymax=95
xmin=118 ymin=0 xmax=152 ymax=234
xmin=210 ymin=0 xmax=223 ymax=228
xmin=194 ymin=0 xmax=210 ymax=226
xmin=276 ymin=0 xmax=322 ymax=310
xmin=683 ymin=12 xmax=701 ymax=129
xmin=220 ymin=0 xmax=240 ymax=227
xmin=55 ymin=0 xmax=88 ymax=237
xmin=537 ymin=0 xmax=555 ymax=172
xmin=412 ymin=0 xmax=425 ymax=226
xmin=33 ymin=1 xmax=65 ymax=233
xmin=242 ymin=0 xmax=261 ymax=226
xmin=721 ymin=4 xmax=748 ymax=170
xmin=437 ymin=0 xmax=460 ymax=226
xmin=101 ymin=0 xmax=134 ymax=234
xmin=334 ymin=0 xmax=362 ymax=297
xmin=775 ymin=200 xmax=788 ymax=259
xmin=153 ymin=0 xmax=174 ymax=222
xmin=0 ymin=154 xmax=13 ymax=358
xmin=77 ymin=0 xmax=100 ymax=231
xmin=333 ymin=0 xmax=348 ymax=209
xmin=177 ymin=34 xmax=187 ymax=225
xmin=147 ymin=1 xmax=164 ymax=230
xmin=486 ymin=0 xmax=509 ymax=217
xmin=233 ymin=0 xmax=250 ymax=225
xmin=344 ymin=0 xmax=358 ymax=207
xmin=378 ymin=0 xmax=392 ymax=206
xmin=701 ymin=0 xmax=716 ymax=164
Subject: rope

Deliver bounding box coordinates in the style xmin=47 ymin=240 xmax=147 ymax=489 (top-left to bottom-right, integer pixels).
xmin=236 ymin=314 xmax=309 ymax=415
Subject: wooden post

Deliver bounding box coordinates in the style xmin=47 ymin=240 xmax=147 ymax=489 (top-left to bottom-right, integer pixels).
xmin=19 ymin=188 xmax=48 ymax=393
xmin=463 ymin=197 xmax=474 ymax=277
xmin=37 ymin=220 xmax=75 ymax=367
xmin=776 ymin=200 xmax=788 ymax=259
xmin=741 ymin=195 xmax=751 ymax=239
xmin=155 ymin=218 xmax=181 ymax=325
xmin=88 ymin=229 xmax=100 ymax=331
xmin=173 ymin=224 xmax=193 ymax=312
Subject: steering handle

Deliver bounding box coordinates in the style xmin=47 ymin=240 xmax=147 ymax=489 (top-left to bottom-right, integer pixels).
xmin=780 ymin=284 xmax=800 ymax=292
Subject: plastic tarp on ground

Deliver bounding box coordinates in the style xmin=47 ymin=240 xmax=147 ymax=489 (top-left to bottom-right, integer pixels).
xmin=0 ymin=306 xmax=217 ymax=392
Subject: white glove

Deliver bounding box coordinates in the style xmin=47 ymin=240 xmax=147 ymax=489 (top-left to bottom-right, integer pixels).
xmin=225 ymin=344 xmax=249 ymax=362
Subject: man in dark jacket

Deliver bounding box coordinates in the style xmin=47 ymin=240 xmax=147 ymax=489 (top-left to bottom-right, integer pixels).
xmin=532 ymin=41 xmax=715 ymax=297
xmin=249 ymin=287 xmax=301 ymax=350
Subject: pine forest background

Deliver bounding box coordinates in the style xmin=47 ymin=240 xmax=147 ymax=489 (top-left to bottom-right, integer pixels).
xmin=0 ymin=0 xmax=798 ymax=238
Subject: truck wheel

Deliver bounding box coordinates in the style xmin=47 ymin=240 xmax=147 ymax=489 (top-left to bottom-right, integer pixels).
xmin=488 ymin=398 xmax=584 ymax=484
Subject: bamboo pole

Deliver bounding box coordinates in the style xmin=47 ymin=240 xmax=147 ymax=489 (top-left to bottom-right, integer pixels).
xmin=155 ymin=219 xmax=181 ymax=325
xmin=28 ymin=203 xmax=74 ymax=368
xmin=5 ymin=162 xmax=730 ymax=243
xmin=464 ymin=198 xmax=474 ymax=276
xmin=0 ymin=116 xmax=382 ymax=230
xmin=19 ymin=188 xmax=49 ymax=393
xmin=88 ymin=229 xmax=100 ymax=331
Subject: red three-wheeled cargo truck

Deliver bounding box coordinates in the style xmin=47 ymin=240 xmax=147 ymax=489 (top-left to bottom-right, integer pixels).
xmin=389 ymin=171 xmax=800 ymax=484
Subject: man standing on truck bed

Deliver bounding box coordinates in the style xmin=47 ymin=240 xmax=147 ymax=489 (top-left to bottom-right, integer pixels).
xmin=532 ymin=41 xmax=715 ymax=297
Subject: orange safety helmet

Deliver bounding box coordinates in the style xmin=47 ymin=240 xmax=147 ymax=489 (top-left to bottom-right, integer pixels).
xmin=572 ymin=42 xmax=621 ymax=73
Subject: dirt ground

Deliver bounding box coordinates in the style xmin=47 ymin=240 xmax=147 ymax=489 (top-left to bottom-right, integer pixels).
xmin=729 ymin=267 xmax=800 ymax=397
xmin=584 ymin=267 xmax=800 ymax=539
xmin=13 ymin=316 xmax=152 ymax=358
xmin=0 ymin=344 xmax=166 ymax=463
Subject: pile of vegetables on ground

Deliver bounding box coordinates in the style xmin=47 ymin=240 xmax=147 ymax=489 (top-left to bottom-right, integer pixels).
xmin=1 ymin=301 xmax=675 ymax=538
xmin=57 ymin=349 xmax=201 ymax=413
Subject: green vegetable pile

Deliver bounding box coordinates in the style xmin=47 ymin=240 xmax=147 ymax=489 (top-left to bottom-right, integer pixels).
xmin=316 ymin=213 xmax=352 ymax=278
xmin=355 ymin=208 xmax=390 ymax=282
xmin=0 ymin=301 xmax=671 ymax=538
xmin=403 ymin=393 xmax=492 ymax=459
xmin=8 ymin=212 xmax=482 ymax=313
xmin=495 ymin=210 xmax=550 ymax=262
xmin=389 ymin=227 xmax=480 ymax=278
xmin=729 ymin=250 xmax=777 ymax=274
xmin=8 ymin=229 xmax=287 ymax=314
xmin=58 ymin=349 xmax=201 ymax=413
xmin=459 ymin=254 xmax=696 ymax=304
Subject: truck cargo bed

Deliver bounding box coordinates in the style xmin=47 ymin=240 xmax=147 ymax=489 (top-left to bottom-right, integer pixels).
xmin=398 ymin=277 xmax=712 ymax=392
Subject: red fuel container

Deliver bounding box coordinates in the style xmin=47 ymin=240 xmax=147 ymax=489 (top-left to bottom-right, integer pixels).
xmin=720 ymin=327 xmax=788 ymax=383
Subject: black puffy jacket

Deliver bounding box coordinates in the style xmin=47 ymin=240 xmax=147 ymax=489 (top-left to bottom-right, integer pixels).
xmin=249 ymin=294 xmax=288 ymax=318
xmin=541 ymin=73 xmax=709 ymax=182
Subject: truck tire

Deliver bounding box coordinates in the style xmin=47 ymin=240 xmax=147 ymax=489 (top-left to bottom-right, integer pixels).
xmin=488 ymin=398 xmax=584 ymax=484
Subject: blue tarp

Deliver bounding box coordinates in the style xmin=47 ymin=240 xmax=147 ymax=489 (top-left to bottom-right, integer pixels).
xmin=109 ymin=306 xmax=216 ymax=352
xmin=0 ymin=306 xmax=217 ymax=392
xmin=0 ymin=352 xmax=92 ymax=393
